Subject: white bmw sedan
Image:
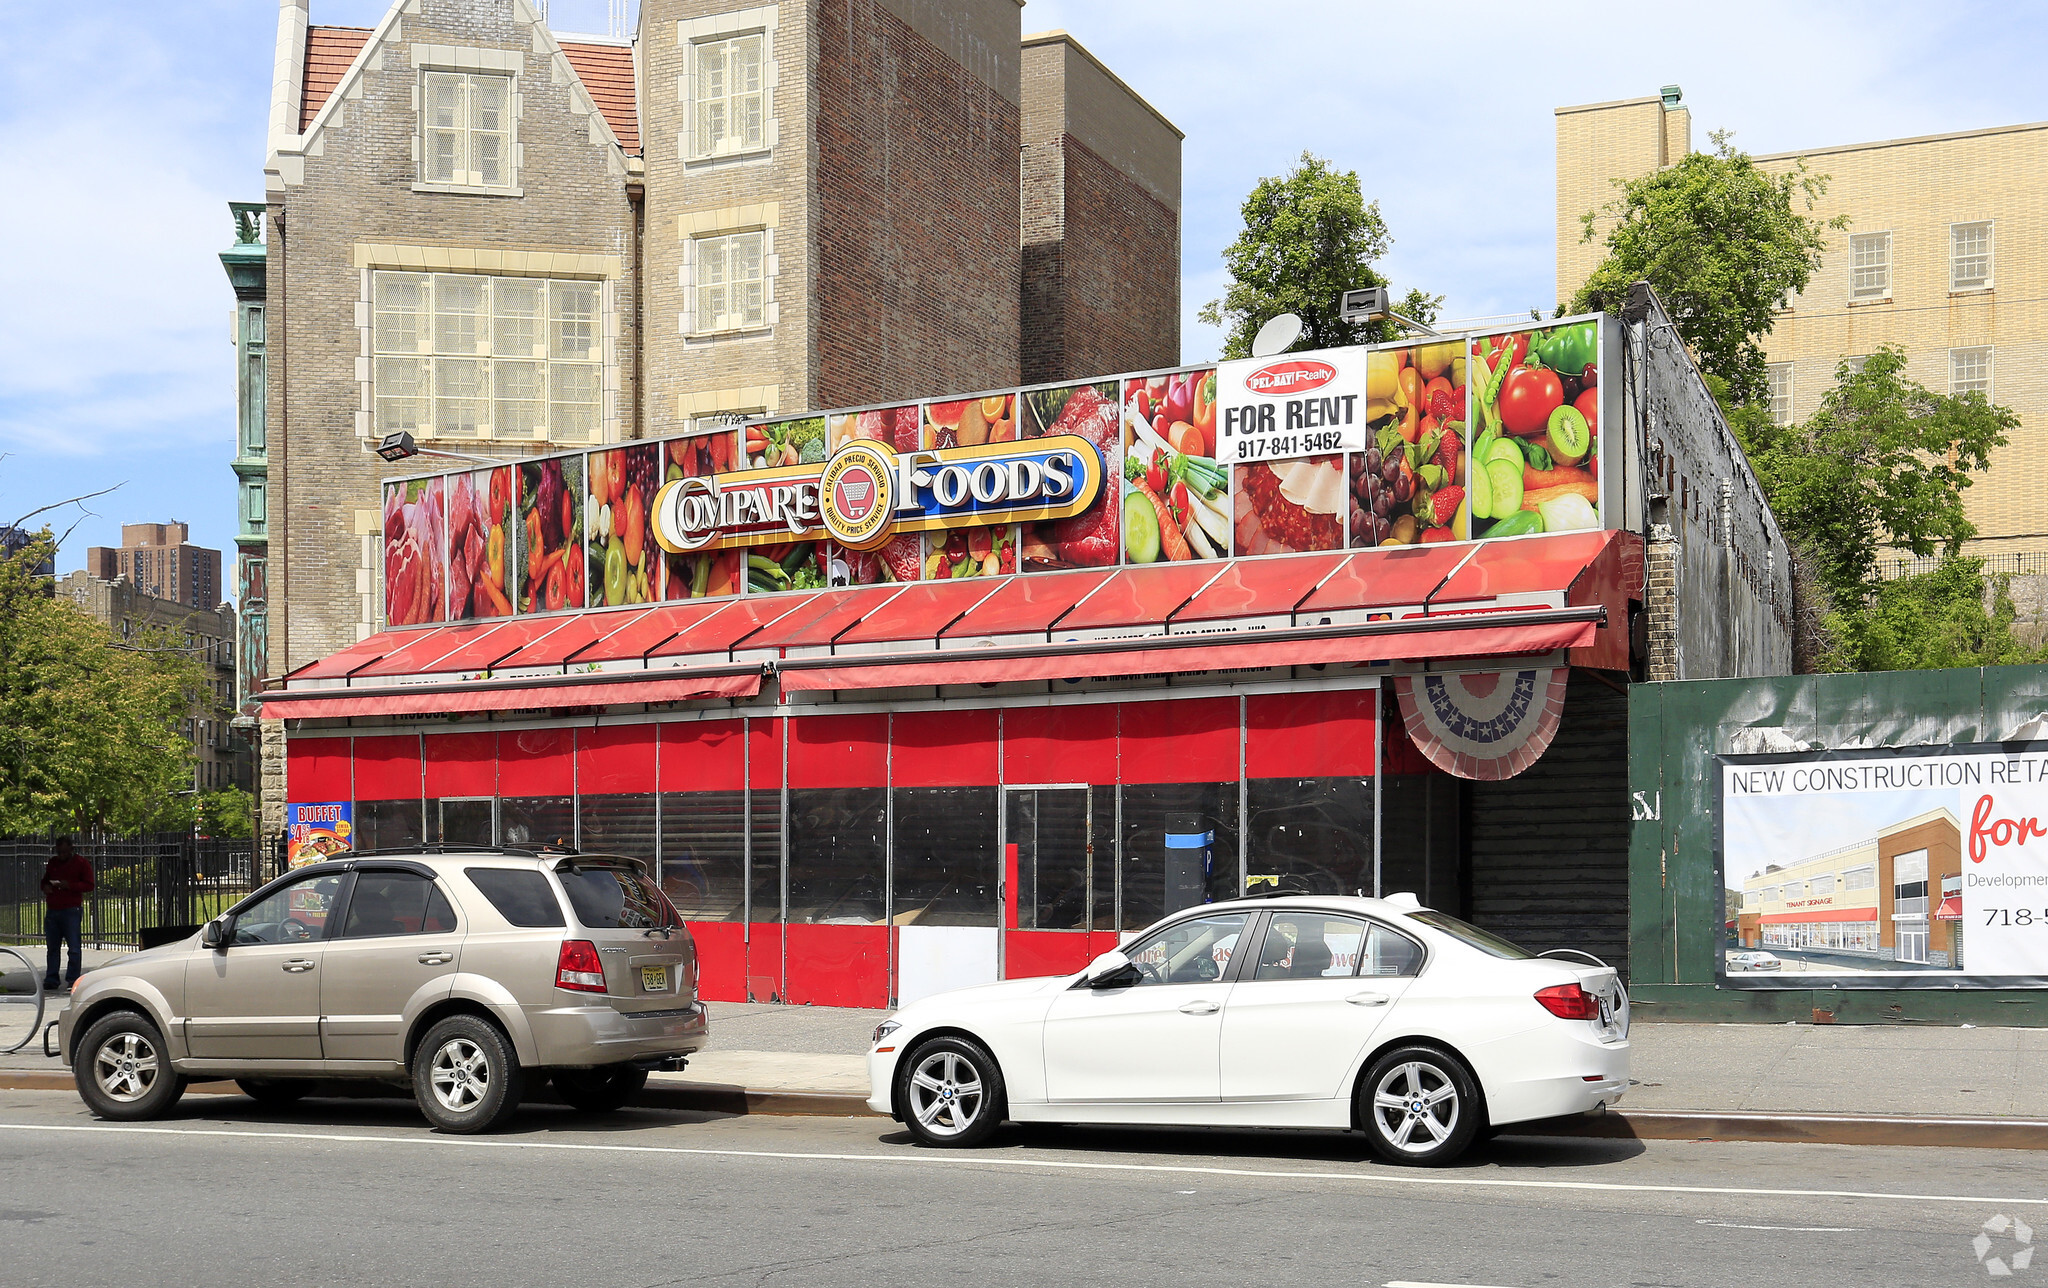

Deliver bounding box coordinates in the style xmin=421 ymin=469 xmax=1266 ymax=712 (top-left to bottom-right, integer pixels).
xmin=866 ymin=894 xmax=1629 ymax=1165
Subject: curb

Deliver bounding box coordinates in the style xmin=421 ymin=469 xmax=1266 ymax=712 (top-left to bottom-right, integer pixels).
xmin=6 ymin=1073 xmax=2045 ymax=1150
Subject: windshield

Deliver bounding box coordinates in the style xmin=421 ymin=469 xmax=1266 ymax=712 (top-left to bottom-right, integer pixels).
xmin=1408 ymin=910 xmax=1537 ymax=960
xmin=559 ymin=864 xmax=677 ymax=930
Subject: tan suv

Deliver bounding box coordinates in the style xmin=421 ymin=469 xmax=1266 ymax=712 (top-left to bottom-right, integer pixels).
xmin=58 ymin=850 xmax=706 ymax=1133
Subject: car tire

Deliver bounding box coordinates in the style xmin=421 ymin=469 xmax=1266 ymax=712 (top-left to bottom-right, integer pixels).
xmin=237 ymin=1078 xmax=314 ymax=1107
xmin=1357 ymin=1045 xmax=1483 ymax=1166
xmin=896 ymin=1035 xmax=1005 ymax=1148
xmin=413 ymin=1014 xmax=523 ymax=1134
xmin=74 ymin=1011 xmax=188 ymax=1122
xmin=552 ymin=1065 xmax=649 ymax=1113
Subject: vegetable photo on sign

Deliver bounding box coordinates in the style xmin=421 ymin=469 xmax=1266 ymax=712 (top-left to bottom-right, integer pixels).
xmin=1355 ymin=343 xmax=1467 ymax=547
xmin=746 ymin=540 xmax=830 ymax=595
xmin=518 ymin=455 xmax=584 ymax=612
xmin=661 ymin=432 xmax=743 ymax=600
xmin=1118 ymin=370 xmax=1229 ymax=564
xmin=750 ymin=416 xmax=829 ymax=469
xmin=1018 ymin=380 xmax=1121 ymax=569
xmin=1466 ymin=322 xmax=1600 ymax=540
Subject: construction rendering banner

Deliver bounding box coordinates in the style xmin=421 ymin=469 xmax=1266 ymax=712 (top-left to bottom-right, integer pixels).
xmin=1718 ymin=744 xmax=2048 ymax=988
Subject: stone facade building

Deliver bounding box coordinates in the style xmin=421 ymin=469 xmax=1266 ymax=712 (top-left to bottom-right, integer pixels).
xmin=254 ymin=0 xmax=1180 ymax=832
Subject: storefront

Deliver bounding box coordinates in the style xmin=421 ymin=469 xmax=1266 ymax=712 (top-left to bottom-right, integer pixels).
xmin=266 ymin=318 xmax=1649 ymax=1005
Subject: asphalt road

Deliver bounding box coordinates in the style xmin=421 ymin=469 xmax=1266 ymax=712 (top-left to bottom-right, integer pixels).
xmin=2 ymin=1088 xmax=2044 ymax=1287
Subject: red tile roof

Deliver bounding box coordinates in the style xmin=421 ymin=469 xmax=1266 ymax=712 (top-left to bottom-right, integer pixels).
xmin=301 ymin=26 xmax=372 ymax=132
xmin=560 ymin=41 xmax=639 ymax=154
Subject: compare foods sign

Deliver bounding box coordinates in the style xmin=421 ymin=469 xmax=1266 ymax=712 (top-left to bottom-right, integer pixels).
xmin=1719 ymin=744 xmax=2048 ymax=987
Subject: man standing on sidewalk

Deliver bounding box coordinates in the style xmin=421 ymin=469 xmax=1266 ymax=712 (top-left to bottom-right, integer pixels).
xmin=41 ymin=837 xmax=93 ymax=991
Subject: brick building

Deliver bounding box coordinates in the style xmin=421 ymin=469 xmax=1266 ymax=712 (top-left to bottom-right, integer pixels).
xmin=1557 ymin=89 xmax=2048 ymax=558
xmin=253 ymin=0 xmax=1179 ymax=831
xmin=85 ymin=523 xmax=224 ymax=611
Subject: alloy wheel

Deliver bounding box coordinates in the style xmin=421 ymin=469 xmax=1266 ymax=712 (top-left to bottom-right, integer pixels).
xmin=430 ymin=1037 xmax=491 ymax=1113
xmin=93 ymin=1031 xmax=161 ymax=1104
xmin=1370 ymin=1059 xmax=1460 ymax=1153
xmin=906 ymin=1049 xmax=983 ymax=1137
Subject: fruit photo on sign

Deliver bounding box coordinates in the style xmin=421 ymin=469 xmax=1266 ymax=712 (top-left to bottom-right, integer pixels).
xmin=662 ymin=433 xmax=742 ymax=599
xmin=1234 ymin=455 xmax=1345 ymax=556
xmin=518 ymin=455 xmax=584 ymax=612
xmin=748 ymin=416 xmax=827 ymax=468
xmin=1017 ymin=380 xmax=1120 ymax=569
xmin=1118 ymin=369 xmax=1228 ymax=563
xmin=830 ymin=404 xmax=921 ymax=454
xmin=1466 ymin=322 xmax=1600 ymax=539
xmin=831 ymin=534 xmax=924 ymax=587
xmin=1355 ymin=343 xmax=1466 ymax=547
xmin=383 ymin=476 xmax=447 ymax=626
xmin=587 ymin=443 xmax=660 ymax=608
xmin=446 ymin=466 xmax=516 ymax=620
xmin=925 ymin=524 xmax=1016 ymax=580
xmin=925 ymin=394 xmax=1015 ymax=449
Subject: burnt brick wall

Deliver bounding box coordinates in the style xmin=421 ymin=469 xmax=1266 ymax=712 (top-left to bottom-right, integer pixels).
xmin=813 ymin=0 xmax=1021 ymax=407
xmin=1040 ymin=135 xmax=1177 ymax=381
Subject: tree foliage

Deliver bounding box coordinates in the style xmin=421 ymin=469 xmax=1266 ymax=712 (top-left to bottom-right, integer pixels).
xmin=1570 ymin=132 xmax=1842 ymax=406
xmin=1822 ymin=558 xmax=2045 ymax=674
xmin=1199 ymin=151 xmax=1441 ymax=360
xmin=0 ymin=532 xmax=213 ymax=834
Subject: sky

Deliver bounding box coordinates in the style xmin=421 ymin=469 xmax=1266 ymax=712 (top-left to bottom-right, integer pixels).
xmin=1 ymin=0 xmax=2040 ymax=593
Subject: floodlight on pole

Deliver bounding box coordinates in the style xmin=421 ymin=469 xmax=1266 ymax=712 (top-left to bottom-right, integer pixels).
xmin=373 ymin=431 xmax=515 ymax=467
xmin=1340 ymin=286 xmax=1439 ymax=337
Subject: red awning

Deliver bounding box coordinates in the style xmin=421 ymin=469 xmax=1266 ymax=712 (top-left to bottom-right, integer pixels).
xmin=777 ymin=611 xmax=1595 ymax=692
xmin=1758 ymin=907 xmax=1881 ymax=925
xmin=261 ymin=672 xmax=759 ymax=719
xmin=1934 ymin=894 xmax=1963 ymax=921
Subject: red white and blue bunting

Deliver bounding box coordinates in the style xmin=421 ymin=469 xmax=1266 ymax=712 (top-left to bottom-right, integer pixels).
xmin=1393 ymin=669 xmax=1568 ymax=781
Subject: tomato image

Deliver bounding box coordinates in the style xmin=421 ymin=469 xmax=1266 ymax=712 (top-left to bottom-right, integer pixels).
xmin=1499 ymin=366 xmax=1564 ymax=437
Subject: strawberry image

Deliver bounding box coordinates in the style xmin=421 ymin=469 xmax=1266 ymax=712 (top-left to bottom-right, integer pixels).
xmin=1432 ymin=428 xmax=1462 ymax=474
xmin=1429 ymin=387 xmax=1460 ymax=423
xmin=1430 ymin=485 xmax=1465 ymax=528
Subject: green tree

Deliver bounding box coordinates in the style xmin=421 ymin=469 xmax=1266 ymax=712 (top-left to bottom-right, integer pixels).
xmin=196 ymin=785 xmax=257 ymax=839
xmin=1570 ymin=132 xmax=1842 ymax=407
xmin=1198 ymin=151 xmax=1441 ymax=359
xmin=0 ymin=531 xmax=212 ymax=834
xmin=1824 ymin=558 xmax=2044 ymax=674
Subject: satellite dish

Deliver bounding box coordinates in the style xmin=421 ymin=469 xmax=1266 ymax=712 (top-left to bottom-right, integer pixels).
xmin=1250 ymin=313 xmax=1303 ymax=358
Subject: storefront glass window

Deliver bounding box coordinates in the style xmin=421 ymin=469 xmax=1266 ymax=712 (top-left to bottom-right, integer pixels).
xmin=356 ymin=799 xmax=423 ymax=851
xmin=1008 ymin=786 xmax=1115 ymax=931
xmin=892 ymin=787 xmax=998 ymax=927
xmin=658 ymin=790 xmax=748 ymax=921
xmin=579 ymin=793 xmax=657 ymax=870
xmin=501 ymin=796 xmax=575 ymax=849
xmin=787 ymin=788 xmax=887 ymax=924
xmin=429 ymin=798 xmax=494 ymax=847
xmin=749 ymin=792 xmax=781 ymax=923
xmin=1246 ymin=778 xmax=1375 ymax=897
xmin=1379 ymin=771 xmax=1457 ymax=908
xmin=1119 ymin=783 xmax=1240 ymax=930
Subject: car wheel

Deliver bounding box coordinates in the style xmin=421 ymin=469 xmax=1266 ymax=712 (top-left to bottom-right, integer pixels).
xmin=413 ymin=1015 xmax=523 ymax=1134
xmin=896 ymin=1036 xmax=1005 ymax=1148
xmin=75 ymin=1011 xmax=187 ymax=1122
xmin=237 ymin=1078 xmax=314 ymax=1107
xmin=552 ymin=1065 xmax=649 ymax=1113
xmin=1358 ymin=1045 xmax=1483 ymax=1166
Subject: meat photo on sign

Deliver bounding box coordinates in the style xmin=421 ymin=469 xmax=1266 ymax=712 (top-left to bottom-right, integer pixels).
xmin=1018 ymin=381 xmax=1120 ymax=569
xmin=446 ymin=466 xmax=516 ymax=620
xmin=829 ymin=404 xmax=922 ymax=454
xmin=662 ymin=430 xmax=742 ymax=599
xmin=383 ymin=475 xmax=447 ymax=627
xmin=1234 ymin=455 xmax=1346 ymax=556
xmin=1118 ymin=370 xmax=1227 ymax=564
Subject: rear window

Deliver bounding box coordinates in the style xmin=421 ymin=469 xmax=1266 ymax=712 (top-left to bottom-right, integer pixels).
xmin=464 ymin=867 xmax=566 ymax=928
xmin=559 ymin=864 xmax=677 ymax=930
xmin=1408 ymin=910 xmax=1537 ymax=960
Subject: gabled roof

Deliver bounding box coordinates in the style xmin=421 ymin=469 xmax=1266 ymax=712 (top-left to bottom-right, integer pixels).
xmin=297 ymin=26 xmax=639 ymax=156
xmin=302 ymin=26 xmax=372 ymax=132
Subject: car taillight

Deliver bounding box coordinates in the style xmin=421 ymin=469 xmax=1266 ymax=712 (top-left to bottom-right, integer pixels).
xmin=556 ymin=939 xmax=607 ymax=993
xmin=1534 ymin=983 xmax=1601 ymax=1020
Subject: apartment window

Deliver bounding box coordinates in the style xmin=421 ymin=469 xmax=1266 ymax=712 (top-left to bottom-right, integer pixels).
xmin=1951 ymin=221 xmax=1993 ymax=291
xmin=1951 ymin=346 xmax=1993 ymax=397
xmin=693 ymin=34 xmax=766 ymax=158
xmin=372 ymin=271 xmax=602 ymax=442
xmin=1849 ymin=231 xmax=1891 ymax=299
xmin=693 ymin=232 xmax=767 ymax=333
xmin=1766 ymin=362 xmax=1794 ymax=425
xmin=1843 ymin=355 xmax=1870 ymax=379
xmin=422 ymin=71 xmax=513 ymax=189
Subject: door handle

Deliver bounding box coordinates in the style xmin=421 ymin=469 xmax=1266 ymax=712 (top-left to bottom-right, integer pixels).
xmin=282 ymin=960 xmax=315 ymax=973
xmin=1346 ymin=992 xmax=1389 ymax=1007
xmin=418 ymin=952 xmax=454 ymax=965
xmin=1178 ymin=1000 xmax=1220 ymax=1015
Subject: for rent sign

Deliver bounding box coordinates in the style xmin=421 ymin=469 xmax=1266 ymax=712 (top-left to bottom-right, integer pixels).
xmin=1216 ymin=350 xmax=1371 ymax=464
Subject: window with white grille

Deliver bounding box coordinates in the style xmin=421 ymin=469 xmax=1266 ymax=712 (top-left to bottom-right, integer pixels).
xmin=372 ymin=271 xmax=602 ymax=442
xmin=693 ymin=34 xmax=766 ymax=158
xmin=421 ymin=72 xmax=513 ymax=189
xmin=1843 ymin=355 xmax=1869 ymax=378
xmin=1844 ymin=865 xmax=1875 ymax=891
xmin=1810 ymin=874 xmax=1835 ymax=898
xmin=1951 ymin=221 xmax=1993 ymax=290
xmin=1951 ymin=346 xmax=1992 ymax=397
xmin=1767 ymin=362 xmax=1794 ymax=424
xmin=693 ymin=232 xmax=768 ymax=333
xmin=1849 ymin=231 xmax=1891 ymax=299
xmin=1782 ymin=880 xmax=1806 ymax=902
xmin=1761 ymin=886 xmax=1780 ymax=904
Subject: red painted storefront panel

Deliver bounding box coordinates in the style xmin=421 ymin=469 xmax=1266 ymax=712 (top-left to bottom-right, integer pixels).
xmin=1246 ymin=689 xmax=1377 ymax=779
xmin=1118 ymin=696 xmax=1237 ymax=783
xmin=687 ymin=921 xmax=749 ymax=1002
xmin=1004 ymin=929 xmax=1099 ymax=980
xmin=1002 ymin=703 xmax=1117 ymax=784
xmin=783 ymin=924 xmax=889 ymax=1008
xmin=498 ymin=727 xmax=574 ymax=796
xmin=787 ymin=712 xmax=889 ymax=788
xmin=577 ymin=725 xmax=655 ymax=795
xmin=747 ymin=922 xmax=785 ymax=1003
xmin=352 ymin=734 xmax=422 ymax=800
xmin=287 ymin=737 xmax=352 ymax=801
xmin=890 ymin=708 xmax=997 ymax=787
xmin=423 ymin=732 xmax=497 ymax=797
xmin=657 ymin=718 xmax=748 ymax=793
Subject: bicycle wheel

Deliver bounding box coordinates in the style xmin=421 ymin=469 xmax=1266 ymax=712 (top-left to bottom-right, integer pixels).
xmin=0 ymin=947 xmax=47 ymax=1055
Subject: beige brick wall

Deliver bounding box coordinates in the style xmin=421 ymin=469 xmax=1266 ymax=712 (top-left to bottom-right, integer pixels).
xmin=1555 ymin=95 xmax=1666 ymax=307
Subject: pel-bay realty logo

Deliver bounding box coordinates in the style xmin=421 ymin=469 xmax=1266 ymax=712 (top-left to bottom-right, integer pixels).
xmin=1976 ymin=1214 xmax=2034 ymax=1276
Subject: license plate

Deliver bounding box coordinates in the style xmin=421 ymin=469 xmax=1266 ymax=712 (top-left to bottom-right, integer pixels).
xmin=640 ymin=965 xmax=669 ymax=993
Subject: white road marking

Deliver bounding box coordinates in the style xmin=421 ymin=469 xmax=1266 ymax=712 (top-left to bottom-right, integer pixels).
xmin=0 ymin=1120 xmax=2042 ymax=1208
xmin=1696 ymin=1218 xmax=1863 ymax=1232
xmin=1387 ymin=1282 xmax=1528 ymax=1288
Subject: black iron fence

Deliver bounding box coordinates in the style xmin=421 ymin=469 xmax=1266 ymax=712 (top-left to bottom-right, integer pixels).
xmin=1877 ymin=551 xmax=2048 ymax=581
xmin=0 ymin=833 xmax=273 ymax=951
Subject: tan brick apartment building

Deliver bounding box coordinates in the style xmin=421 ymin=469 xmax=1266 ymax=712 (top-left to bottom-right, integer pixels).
xmin=255 ymin=0 xmax=1180 ymax=828
xmin=1557 ymin=90 xmax=2048 ymax=558
xmin=85 ymin=522 xmax=224 ymax=611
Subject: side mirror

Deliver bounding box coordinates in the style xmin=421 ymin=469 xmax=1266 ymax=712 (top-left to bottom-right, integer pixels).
xmin=1082 ymin=950 xmax=1138 ymax=989
xmin=201 ymin=918 xmax=229 ymax=952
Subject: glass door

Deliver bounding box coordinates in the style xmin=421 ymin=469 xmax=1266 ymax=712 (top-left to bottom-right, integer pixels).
xmin=1004 ymin=786 xmax=1112 ymax=980
xmin=431 ymin=797 xmax=495 ymax=847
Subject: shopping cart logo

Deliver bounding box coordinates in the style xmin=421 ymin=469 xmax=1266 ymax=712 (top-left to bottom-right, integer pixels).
xmin=819 ymin=441 xmax=897 ymax=550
